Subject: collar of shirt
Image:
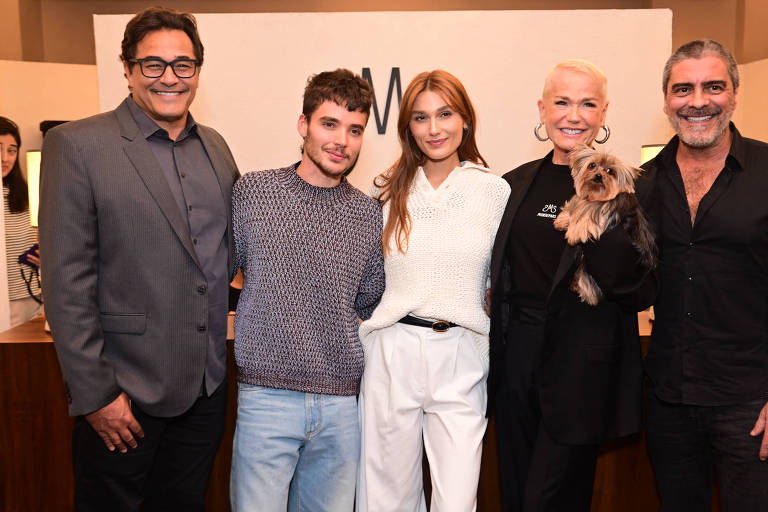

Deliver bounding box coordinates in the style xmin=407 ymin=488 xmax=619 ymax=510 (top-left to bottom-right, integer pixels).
xmin=125 ymin=95 xmax=198 ymax=142
xmin=414 ymin=161 xmax=484 ymax=195
xmin=657 ymin=122 xmax=745 ymax=174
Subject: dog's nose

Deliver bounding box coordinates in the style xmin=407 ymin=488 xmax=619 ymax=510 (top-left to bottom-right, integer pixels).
xmin=592 ymin=173 xmax=603 ymax=183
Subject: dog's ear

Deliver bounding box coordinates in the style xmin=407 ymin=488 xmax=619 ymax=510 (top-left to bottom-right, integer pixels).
xmin=568 ymin=143 xmax=594 ymax=175
xmin=611 ymin=160 xmax=642 ymax=191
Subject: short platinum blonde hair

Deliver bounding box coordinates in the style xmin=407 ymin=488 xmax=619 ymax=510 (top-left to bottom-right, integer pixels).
xmin=542 ymin=59 xmax=608 ymax=101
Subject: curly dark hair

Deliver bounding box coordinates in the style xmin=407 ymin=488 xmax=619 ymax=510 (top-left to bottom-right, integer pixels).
xmin=302 ymin=69 xmax=372 ymax=121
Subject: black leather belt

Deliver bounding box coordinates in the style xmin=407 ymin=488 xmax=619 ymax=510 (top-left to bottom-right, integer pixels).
xmin=398 ymin=315 xmax=458 ymax=333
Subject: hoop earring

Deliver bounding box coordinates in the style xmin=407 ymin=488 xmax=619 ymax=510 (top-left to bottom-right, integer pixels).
xmin=594 ymin=125 xmax=610 ymax=144
xmin=534 ymin=123 xmax=549 ymax=142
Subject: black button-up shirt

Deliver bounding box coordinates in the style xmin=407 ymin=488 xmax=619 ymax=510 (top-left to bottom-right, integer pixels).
xmin=643 ymin=124 xmax=768 ymax=406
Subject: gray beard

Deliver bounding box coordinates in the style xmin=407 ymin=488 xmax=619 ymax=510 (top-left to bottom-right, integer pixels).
xmin=670 ymin=115 xmax=731 ymax=149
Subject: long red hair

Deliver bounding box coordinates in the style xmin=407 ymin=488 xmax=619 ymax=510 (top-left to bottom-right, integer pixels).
xmin=375 ymin=70 xmax=487 ymax=256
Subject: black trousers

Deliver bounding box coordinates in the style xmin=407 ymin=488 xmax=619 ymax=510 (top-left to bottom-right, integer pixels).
xmin=495 ymin=321 xmax=598 ymax=512
xmin=72 ymin=381 xmax=227 ymax=512
xmin=646 ymin=389 xmax=768 ymax=512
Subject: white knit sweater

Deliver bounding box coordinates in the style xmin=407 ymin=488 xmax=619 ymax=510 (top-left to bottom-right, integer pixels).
xmin=359 ymin=162 xmax=511 ymax=366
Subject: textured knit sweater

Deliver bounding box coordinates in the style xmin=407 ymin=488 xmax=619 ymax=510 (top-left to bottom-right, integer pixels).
xmin=232 ymin=164 xmax=385 ymax=396
xmin=359 ymin=162 xmax=510 ymax=366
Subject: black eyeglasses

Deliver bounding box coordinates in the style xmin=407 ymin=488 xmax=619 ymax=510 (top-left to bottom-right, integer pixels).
xmin=128 ymin=57 xmax=200 ymax=79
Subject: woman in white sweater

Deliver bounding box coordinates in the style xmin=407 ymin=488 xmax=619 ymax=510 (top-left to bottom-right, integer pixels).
xmin=357 ymin=70 xmax=510 ymax=512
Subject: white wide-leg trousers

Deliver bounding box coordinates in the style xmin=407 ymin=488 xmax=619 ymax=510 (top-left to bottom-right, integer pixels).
xmin=357 ymin=322 xmax=488 ymax=512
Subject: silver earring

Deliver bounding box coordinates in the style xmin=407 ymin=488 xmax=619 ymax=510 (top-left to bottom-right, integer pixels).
xmin=534 ymin=123 xmax=549 ymax=142
xmin=594 ymin=125 xmax=610 ymax=144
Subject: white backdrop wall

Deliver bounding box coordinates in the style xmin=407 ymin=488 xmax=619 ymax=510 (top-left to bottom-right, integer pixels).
xmin=94 ymin=10 xmax=672 ymax=189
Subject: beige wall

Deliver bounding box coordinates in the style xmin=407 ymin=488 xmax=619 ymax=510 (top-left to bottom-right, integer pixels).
xmin=1 ymin=0 xmax=42 ymax=61
xmin=0 ymin=0 xmax=23 ymax=60
xmin=3 ymin=0 xmax=763 ymax=65
xmin=733 ymin=57 xmax=768 ymax=142
xmin=18 ymin=0 xmax=43 ymax=61
xmin=648 ymin=0 xmax=741 ymax=58
xmin=0 ymin=60 xmax=99 ymax=165
xmin=741 ymin=0 xmax=768 ymax=63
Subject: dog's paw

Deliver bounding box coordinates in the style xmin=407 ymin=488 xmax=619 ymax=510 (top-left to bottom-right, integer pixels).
xmin=553 ymin=211 xmax=570 ymax=231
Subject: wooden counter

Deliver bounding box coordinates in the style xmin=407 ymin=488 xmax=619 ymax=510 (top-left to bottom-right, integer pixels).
xmin=2 ymin=313 xmax=660 ymax=511
xmin=0 ymin=316 xmax=73 ymax=511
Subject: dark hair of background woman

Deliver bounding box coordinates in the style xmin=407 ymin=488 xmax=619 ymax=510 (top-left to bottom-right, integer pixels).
xmin=0 ymin=117 xmax=30 ymax=213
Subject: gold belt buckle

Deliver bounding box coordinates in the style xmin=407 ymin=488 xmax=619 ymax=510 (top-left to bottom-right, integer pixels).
xmin=431 ymin=320 xmax=450 ymax=333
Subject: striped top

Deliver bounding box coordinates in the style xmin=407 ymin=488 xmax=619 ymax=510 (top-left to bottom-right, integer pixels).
xmin=4 ymin=187 xmax=40 ymax=300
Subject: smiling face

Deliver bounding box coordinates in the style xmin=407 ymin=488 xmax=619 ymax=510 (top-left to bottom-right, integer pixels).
xmin=664 ymin=54 xmax=736 ymax=150
xmin=123 ymin=29 xmax=199 ymax=139
xmin=0 ymin=133 xmax=19 ymax=178
xmin=408 ymin=90 xmax=464 ymax=172
xmin=297 ymin=100 xmax=368 ymax=187
xmin=538 ymin=68 xmax=608 ymax=165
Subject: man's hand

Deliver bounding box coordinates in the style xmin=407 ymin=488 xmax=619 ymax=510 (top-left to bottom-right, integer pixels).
xmin=749 ymin=400 xmax=768 ymax=460
xmin=484 ymin=288 xmax=492 ymax=317
xmin=85 ymin=392 xmax=144 ymax=453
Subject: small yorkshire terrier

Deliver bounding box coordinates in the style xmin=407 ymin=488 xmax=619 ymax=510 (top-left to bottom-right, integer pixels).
xmin=553 ymin=144 xmax=656 ymax=305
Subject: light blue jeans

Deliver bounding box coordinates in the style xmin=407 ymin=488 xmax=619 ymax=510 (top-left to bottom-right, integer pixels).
xmin=230 ymin=383 xmax=360 ymax=512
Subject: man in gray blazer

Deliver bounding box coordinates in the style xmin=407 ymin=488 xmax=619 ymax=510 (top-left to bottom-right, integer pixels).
xmin=39 ymin=7 xmax=238 ymax=511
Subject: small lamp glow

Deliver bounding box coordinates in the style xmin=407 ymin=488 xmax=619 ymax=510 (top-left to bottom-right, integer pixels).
xmin=641 ymin=144 xmax=665 ymax=165
xmin=26 ymin=150 xmax=41 ymax=227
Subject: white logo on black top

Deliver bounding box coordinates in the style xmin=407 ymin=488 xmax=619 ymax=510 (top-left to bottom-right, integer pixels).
xmin=537 ymin=204 xmax=558 ymax=219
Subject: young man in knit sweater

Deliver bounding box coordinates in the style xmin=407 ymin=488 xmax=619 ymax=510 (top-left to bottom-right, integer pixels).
xmin=229 ymin=69 xmax=385 ymax=511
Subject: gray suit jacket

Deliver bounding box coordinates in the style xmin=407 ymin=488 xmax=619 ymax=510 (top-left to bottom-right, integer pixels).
xmin=39 ymin=98 xmax=239 ymax=417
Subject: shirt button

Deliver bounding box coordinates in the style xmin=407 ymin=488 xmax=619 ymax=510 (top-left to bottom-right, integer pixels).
xmin=188 ymin=205 xmax=193 ymax=211
xmin=689 ymin=242 xmax=694 ymax=247
xmin=687 ymin=276 xmax=693 ymax=281
xmin=686 ymin=312 xmax=692 ymax=318
xmin=193 ymin=238 xmax=198 ymax=245
xmin=197 ymin=285 xmax=207 ymax=294
xmin=197 ymin=324 xmax=207 ymax=332
xmin=180 ymin=172 xmax=186 ymax=178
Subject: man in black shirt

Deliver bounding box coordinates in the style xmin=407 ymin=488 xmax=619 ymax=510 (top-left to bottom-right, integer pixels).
xmin=641 ymin=39 xmax=768 ymax=510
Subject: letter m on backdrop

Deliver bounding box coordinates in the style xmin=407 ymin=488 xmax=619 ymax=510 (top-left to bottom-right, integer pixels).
xmin=362 ymin=67 xmax=402 ymax=135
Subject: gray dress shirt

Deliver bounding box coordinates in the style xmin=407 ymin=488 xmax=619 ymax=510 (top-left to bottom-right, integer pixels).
xmin=127 ymin=97 xmax=229 ymax=396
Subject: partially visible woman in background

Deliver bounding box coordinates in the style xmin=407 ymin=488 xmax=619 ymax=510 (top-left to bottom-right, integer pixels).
xmin=0 ymin=116 xmax=42 ymax=326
